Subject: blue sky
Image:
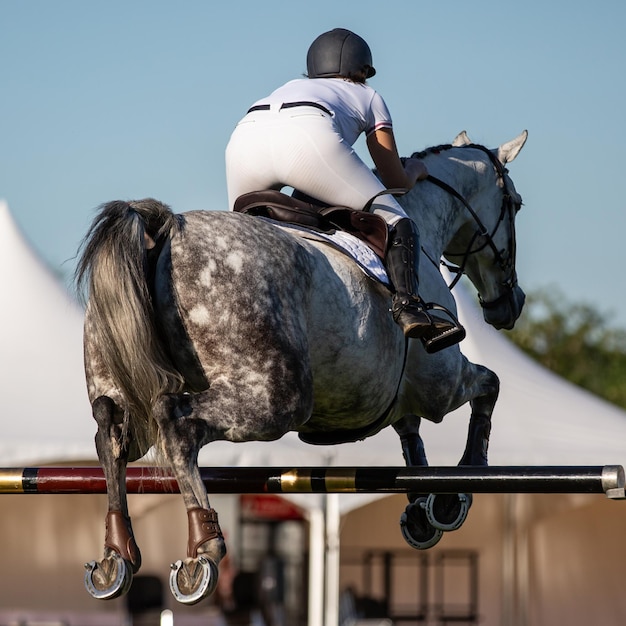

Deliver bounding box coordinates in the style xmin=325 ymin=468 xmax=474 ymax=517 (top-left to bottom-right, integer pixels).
xmin=2 ymin=1 xmax=625 ymax=326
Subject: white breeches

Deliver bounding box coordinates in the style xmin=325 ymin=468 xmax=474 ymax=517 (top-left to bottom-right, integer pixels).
xmin=225 ymin=105 xmax=408 ymax=225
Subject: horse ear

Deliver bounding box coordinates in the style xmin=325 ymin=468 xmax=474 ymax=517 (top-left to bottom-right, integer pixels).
xmin=497 ymin=130 xmax=528 ymax=164
xmin=452 ymin=131 xmax=471 ymax=146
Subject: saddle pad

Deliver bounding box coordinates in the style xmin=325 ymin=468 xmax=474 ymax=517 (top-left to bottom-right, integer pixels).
xmin=270 ymin=219 xmax=391 ymax=286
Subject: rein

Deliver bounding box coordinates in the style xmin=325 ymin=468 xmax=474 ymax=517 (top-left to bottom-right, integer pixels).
xmin=420 ymin=144 xmax=519 ymax=296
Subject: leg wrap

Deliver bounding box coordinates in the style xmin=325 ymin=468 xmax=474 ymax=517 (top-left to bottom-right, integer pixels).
xmin=187 ymin=507 xmax=223 ymax=559
xmin=461 ymin=415 xmax=492 ymax=466
xmin=104 ymin=510 xmax=141 ymax=569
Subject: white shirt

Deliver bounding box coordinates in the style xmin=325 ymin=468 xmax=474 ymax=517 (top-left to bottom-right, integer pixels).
xmin=249 ymin=78 xmax=393 ymax=146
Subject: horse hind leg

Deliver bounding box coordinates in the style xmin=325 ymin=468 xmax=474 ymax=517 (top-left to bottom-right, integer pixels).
xmin=394 ymin=415 xmax=443 ymax=550
xmin=151 ymin=393 xmax=226 ymax=606
xmin=153 ymin=373 xmax=312 ymax=605
xmin=84 ymin=396 xmax=140 ymax=600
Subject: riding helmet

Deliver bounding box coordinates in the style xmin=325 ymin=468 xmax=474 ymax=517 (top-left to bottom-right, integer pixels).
xmin=306 ymin=28 xmax=376 ymax=79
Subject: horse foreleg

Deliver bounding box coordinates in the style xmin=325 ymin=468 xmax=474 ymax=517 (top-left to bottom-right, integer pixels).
xmin=421 ymin=366 xmax=499 ymax=536
xmin=152 ymin=394 xmax=226 ymax=606
xmin=394 ymin=414 xmax=428 ymax=500
xmin=459 ymin=366 xmax=499 ymax=466
xmin=84 ymin=396 xmax=139 ymax=600
xmin=393 ymin=415 xmax=443 ymax=550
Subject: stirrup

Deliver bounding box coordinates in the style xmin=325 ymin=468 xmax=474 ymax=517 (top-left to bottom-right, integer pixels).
xmin=419 ymin=302 xmax=466 ymax=354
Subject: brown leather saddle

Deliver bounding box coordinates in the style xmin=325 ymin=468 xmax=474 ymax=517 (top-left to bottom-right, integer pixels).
xmin=233 ymin=190 xmax=389 ymax=259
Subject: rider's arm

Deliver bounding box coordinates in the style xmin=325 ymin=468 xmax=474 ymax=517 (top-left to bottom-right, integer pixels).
xmin=367 ymin=127 xmax=428 ymax=190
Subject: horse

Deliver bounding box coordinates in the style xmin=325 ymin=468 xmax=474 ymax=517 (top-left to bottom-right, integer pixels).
xmin=76 ymin=130 xmax=527 ymax=605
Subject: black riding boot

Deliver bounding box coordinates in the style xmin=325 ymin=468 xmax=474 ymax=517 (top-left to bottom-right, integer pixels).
xmin=386 ymin=218 xmax=466 ymax=353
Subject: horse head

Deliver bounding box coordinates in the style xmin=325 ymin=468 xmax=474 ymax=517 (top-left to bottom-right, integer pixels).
xmin=442 ymin=131 xmax=528 ymax=330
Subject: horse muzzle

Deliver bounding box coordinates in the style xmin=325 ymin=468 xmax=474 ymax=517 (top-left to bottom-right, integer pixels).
xmin=480 ymin=283 xmax=526 ymax=330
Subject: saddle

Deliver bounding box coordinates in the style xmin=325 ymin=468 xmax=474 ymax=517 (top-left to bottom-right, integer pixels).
xmin=233 ymin=190 xmax=389 ymax=259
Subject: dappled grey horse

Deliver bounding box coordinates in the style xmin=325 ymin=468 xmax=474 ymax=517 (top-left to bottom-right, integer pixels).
xmin=77 ymin=131 xmax=527 ymax=604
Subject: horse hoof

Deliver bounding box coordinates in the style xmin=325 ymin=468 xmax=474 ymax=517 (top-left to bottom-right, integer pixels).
xmin=400 ymin=499 xmax=443 ymax=550
xmin=169 ymin=556 xmax=218 ymax=605
xmin=426 ymin=493 xmax=473 ymax=531
xmin=84 ymin=553 xmax=133 ymax=600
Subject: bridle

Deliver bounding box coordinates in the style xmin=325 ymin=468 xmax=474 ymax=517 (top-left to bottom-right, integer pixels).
xmin=422 ymin=144 xmax=521 ymax=307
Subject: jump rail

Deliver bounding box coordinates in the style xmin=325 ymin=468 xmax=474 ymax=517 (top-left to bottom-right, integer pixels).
xmin=0 ymin=466 xmax=624 ymax=499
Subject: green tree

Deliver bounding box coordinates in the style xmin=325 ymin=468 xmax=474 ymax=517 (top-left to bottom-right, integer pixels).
xmin=505 ymin=287 xmax=626 ymax=409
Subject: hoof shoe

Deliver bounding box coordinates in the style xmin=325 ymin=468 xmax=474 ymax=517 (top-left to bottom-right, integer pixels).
xmin=84 ymin=553 xmax=133 ymax=600
xmin=169 ymin=556 xmax=218 ymax=605
xmin=400 ymin=499 xmax=443 ymax=550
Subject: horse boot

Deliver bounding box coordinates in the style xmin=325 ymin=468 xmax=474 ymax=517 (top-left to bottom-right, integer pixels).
xmin=385 ymin=218 xmax=466 ymax=353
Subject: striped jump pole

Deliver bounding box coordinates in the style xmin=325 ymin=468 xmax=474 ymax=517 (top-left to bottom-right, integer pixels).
xmin=0 ymin=465 xmax=624 ymax=499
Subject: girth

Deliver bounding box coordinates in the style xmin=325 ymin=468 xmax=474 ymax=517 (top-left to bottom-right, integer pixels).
xmin=233 ymin=190 xmax=389 ymax=259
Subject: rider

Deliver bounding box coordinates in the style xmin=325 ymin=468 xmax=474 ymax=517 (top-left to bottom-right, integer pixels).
xmin=225 ymin=28 xmax=465 ymax=353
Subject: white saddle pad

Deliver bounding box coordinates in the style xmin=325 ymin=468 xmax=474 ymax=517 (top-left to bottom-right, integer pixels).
xmin=271 ymin=220 xmax=390 ymax=286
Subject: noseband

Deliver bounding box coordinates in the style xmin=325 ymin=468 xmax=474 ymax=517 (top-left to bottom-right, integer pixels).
xmin=422 ymin=144 xmax=520 ymax=305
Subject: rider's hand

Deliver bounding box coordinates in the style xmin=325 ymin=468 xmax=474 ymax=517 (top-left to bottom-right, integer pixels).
xmin=403 ymin=158 xmax=429 ymax=186
xmin=367 ymin=129 xmax=428 ymax=190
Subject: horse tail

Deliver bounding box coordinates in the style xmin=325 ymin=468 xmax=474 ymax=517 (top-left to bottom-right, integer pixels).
xmin=76 ymin=198 xmax=184 ymax=448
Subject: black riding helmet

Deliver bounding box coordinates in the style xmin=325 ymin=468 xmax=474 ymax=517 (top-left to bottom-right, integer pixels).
xmin=306 ymin=28 xmax=376 ymax=79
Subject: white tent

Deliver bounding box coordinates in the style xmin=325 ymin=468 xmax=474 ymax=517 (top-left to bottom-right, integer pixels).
xmin=2 ymin=199 xmax=626 ymax=625
xmin=0 ymin=200 xmax=96 ymax=463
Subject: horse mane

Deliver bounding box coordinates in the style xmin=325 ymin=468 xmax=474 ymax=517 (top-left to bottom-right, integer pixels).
xmin=411 ymin=142 xmax=498 ymax=164
xmin=410 ymin=144 xmax=456 ymax=160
